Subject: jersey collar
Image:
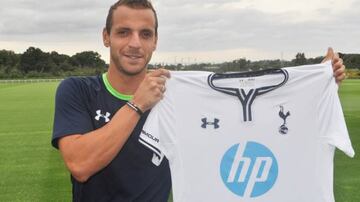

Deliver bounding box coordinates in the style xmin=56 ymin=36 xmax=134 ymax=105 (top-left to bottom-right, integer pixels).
xmin=102 ymin=73 xmax=133 ymax=101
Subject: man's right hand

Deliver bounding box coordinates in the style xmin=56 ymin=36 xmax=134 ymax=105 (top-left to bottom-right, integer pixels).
xmin=131 ymin=68 xmax=171 ymax=112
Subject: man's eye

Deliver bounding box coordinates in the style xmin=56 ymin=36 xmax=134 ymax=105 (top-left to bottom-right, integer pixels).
xmin=142 ymin=31 xmax=153 ymax=39
xmin=118 ymin=30 xmax=128 ymax=36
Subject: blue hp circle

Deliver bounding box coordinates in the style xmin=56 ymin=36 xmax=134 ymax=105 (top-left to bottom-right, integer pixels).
xmin=220 ymin=141 xmax=278 ymax=198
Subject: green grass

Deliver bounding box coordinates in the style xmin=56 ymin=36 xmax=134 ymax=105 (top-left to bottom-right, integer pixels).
xmin=0 ymin=82 xmax=71 ymax=201
xmin=0 ymin=80 xmax=359 ymax=201
xmin=335 ymin=79 xmax=360 ymax=202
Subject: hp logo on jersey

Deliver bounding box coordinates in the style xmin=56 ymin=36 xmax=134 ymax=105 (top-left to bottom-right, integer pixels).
xmin=220 ymin=141 xmax=278 ymax=198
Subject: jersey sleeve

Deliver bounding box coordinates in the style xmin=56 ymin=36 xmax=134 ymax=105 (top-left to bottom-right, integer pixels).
xmin=317 ymin=64 xmax=355 ymax=157
xmin=140 ymin=72 xmax=186 ymax=200
xmin=140 ymin=75 xmax=177 ymax=159
xmin=52 ymin=78 xmax=94 ymax=149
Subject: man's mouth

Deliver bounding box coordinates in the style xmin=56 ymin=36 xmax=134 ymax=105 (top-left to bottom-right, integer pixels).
xmin=124 ymin=54 xmax=142 ymax=60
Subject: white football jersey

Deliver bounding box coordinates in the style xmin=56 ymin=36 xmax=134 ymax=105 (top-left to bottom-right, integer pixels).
xmin=140 ymin=61 xmax=354 ymax=202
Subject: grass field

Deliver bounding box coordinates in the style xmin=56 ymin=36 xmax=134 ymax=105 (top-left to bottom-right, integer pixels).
xmin=0 ymin=80 xmax=359 ymax=201
xmin=335 ymin=80 xmax=360 ymax=202
xmin=0 ymin=82 xmax=71 ymax=201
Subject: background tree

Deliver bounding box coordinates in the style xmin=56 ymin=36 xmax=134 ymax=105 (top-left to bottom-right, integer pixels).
xmin=292 ymin=53 xmax=307 ymax=65
xmin=70 ymin=51 xmax=106 ymax=68
xmin=0 ymin=50 xmax=20 ymax=72
xmin=341 ymin=53 xmax=360 ymax=69
xmin=19 ymin=47 xmax=53 ymax=73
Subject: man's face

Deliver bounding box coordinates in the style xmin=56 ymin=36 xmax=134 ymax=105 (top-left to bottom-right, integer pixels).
xmin=103 ymin=5 xmax=157 ymax=76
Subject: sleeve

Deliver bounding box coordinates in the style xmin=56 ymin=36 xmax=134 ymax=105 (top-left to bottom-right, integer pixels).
xmin=318 ymin=64 xmax=355 ymax=157
xmin=140 ymin=75 xmax=176 ymax=160
xmin=51 ymin=78 xmax=94 ymax=149
xmin=140 ymin=73 xmax=186 ymax=200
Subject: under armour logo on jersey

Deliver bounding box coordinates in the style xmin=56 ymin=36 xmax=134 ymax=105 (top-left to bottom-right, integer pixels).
xmin=95 ymin=110 xmax=110 ymax=123
xmin=278 ymin=106 xmax=290 ymax=134
xmin=201 ymin=118 xmax=220 ymax=129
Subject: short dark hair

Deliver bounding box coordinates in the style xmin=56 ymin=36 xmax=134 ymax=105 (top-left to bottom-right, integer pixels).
xmin=105 ymin=0 xmax=158 ymax=36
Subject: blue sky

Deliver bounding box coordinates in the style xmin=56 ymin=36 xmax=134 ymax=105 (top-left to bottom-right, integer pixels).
xmin=0 ymin=0 xmax=359 ymax=64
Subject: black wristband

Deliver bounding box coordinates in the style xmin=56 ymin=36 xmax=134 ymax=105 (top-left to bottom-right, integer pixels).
xmin=126 ymin=101 xmax=143 ymax=116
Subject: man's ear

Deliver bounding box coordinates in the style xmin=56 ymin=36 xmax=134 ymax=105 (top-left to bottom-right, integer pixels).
xmin=103 ymin=28 xmax=110 ymax=47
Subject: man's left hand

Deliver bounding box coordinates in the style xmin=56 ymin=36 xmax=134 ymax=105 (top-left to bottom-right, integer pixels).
xmin=322 ymin=47 xmax=346 ymax=84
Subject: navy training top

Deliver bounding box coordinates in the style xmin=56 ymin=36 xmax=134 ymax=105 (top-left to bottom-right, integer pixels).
xmin=52 ymin=74 xmax=171 ymax=202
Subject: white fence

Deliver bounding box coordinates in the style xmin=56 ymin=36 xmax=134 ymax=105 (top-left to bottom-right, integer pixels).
xmin=0 ymin=78 xmax=63 ymax=84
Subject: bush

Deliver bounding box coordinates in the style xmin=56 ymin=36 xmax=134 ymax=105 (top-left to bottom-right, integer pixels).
xmin=0 ymin=68 xmax=24 ymax=79
xmin=346 ymin=69 xmax=360 ymax=79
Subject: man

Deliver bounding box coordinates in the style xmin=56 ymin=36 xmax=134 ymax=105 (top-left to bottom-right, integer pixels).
xmin=52 ymin=1 xmax=170 ymax=201
xmin=52 ymin=0 xmax=346 ymax=201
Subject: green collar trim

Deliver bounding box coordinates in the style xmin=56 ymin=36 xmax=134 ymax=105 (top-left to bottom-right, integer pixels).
xmin=102 ymin=73 xmax=133 ymax=101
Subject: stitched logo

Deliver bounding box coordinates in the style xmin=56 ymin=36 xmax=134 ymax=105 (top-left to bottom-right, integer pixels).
xmin=278 ymin=106 xmax=290 ymax=135
xmin=201 ymin=118 xmax=220 ymax=129
xmin=95 ymin=110 xmax=110 ymax=123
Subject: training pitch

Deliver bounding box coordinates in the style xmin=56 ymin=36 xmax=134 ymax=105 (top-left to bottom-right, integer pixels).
xmin=0 ymin=79 xmax=359 ymax=201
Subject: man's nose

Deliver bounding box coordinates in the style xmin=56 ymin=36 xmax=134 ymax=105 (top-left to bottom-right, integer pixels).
xmin=128 ymin=33 xmax=141 ymax=48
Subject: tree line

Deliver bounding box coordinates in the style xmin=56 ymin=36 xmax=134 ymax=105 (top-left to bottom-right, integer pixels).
xmin=160 ymin=52 xmax=360 ymax=73
xmin=0 ymin=47 xmax=107 ymax=79
xmin=1 ymin=47 xmax=359 ymax=79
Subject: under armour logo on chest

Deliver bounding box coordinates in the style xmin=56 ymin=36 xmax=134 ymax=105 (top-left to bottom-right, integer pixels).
xmin=95 ymin=110 xmax=111 ymax=123
xmin=201 ymin=118 xmax=220 ymax=129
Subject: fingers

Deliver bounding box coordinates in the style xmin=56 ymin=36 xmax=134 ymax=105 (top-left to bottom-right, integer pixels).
xmin=334 ymin=64 xmax=346 ymax=84
xmin=332 ymin=53 xmax=343 ymax=72
xmin=331 ymin=52 xmax=346 ymax=84
xmin=148 ymin=68 xmax=171 ymax=78
xmin=148 ymin=68 xmax=170 ymax=94
xmin=335 ymin=72 xmax=346 ymax=84
xmin=327 ymin=47 xmax=334 ymax=57
xmin=131 ymin=69 xmax=171 ymax=112
xmin=322 ymin=47 xmax=334 ymax=63
xmin=149 ymin=72 xmax=167 ymax=91
xmin=332 ymin=54 xmax=342 ymax=66
xmin=334 ymin=64 xmax=345 ymax=77
xmin=321 ymin=47 xmax=346 ymax=84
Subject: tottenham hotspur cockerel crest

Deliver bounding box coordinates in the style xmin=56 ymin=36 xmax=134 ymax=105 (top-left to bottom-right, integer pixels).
xmin=278 ymin=106 xmax=290 ymax=135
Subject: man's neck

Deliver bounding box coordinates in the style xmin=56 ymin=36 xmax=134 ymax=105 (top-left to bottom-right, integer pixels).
xmin=107 ymin=65 xmax=146 ymax=95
